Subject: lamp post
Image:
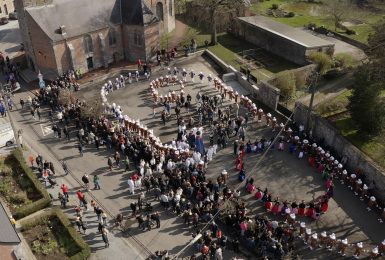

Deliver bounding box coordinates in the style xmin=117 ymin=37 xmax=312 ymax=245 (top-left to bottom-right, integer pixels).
xmin=306 ymin=71 xmax=320 ymax=131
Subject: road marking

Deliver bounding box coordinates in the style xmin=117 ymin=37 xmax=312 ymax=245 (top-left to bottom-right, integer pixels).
xmin=40 ymin=124 xmax=53 ymax=136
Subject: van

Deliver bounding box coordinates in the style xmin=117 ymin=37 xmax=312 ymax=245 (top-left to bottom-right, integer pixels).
xmin=0 ymin=118 xmax=15 ymax=147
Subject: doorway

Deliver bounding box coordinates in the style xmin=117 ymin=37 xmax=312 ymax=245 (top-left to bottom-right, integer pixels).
xmin=86 ymin=57 xmax=93 ymax=70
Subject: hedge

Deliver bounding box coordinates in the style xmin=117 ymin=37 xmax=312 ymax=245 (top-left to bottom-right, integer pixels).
xmin=20 ymin=207 xmax=91 ymax=260
xmin=12 ymin=148 xmax=51 ymax=219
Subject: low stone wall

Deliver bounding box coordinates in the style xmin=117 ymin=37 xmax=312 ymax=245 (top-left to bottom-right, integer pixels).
xmin=203 ymin=50 xmax=281 ymax=110
xmin=294 ymin=102 xmax=385 ymax=202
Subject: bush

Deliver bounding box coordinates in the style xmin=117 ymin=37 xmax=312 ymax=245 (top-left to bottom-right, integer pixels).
xmin=274 ymin=71 xmax=296 ymax=101
xmin=11 ymin=149 xmax=51 ymax=220
xmin=286 ymin=12 xmax=295 ymax=17
xmin=10 ymin=192 xmax=30 ymax=205
xmin=308 ymin=52 xmax=333 ymax=74
xmin=294 ymin=70 xmax=308 ymax=90
xmin=21 ymin=208 xmax=91 ymax=260
xmin=335 ymin=53 xmax=357 ymax=69
xmin=271 ymin=4 xmax=279 ymax=10
xmin=0 ymin=176 xmax=12 ymax=196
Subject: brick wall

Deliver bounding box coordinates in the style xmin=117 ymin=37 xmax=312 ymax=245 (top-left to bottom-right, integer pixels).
xmin=26 ymin=12 xmax=58 ymax=74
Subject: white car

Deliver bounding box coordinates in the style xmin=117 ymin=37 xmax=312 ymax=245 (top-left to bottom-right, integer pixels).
xmin=0 ymin=119 xmax=15 ymax=147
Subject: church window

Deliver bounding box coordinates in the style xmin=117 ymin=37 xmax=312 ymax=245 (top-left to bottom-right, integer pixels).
xmin=83 ymin=34 xmax=93 ymax=54
xmin=109 ymin=28 xmax=117 ymax=46
xmin=156 ymin=2 xmax=164 ymax=21
xmin=134 ymin=31 xmax=143 ymax=46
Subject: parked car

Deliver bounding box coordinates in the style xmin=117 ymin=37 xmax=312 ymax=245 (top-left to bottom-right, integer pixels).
xmin=8 ymin=12 xmax=18 ymax=20
xmin=0 ymin=17 xmax=9 ymax=25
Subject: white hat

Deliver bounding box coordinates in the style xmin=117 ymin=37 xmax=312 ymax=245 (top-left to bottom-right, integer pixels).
xmin=199 ymin=161 xmax=204 ymax=165
xmin=312 ymin=233 xmax=318 ymax=239
xmin=363 ymin=184 xmax=368 ymax=190
xmin=285 ymin=208 xmax=290 ymax=214
xmin=357 ymin=242 xmax=363 ymax=248
xmin=222 ymin=170 xmax=227 ymax=175
xmin=342 ymin=170 xmax=347 ymax=175
xmin=267 ymin=113 xmax=271 ymax=117
xmin=321 ymin=231 xmax=327 ymax=237
xmin=290 ymin=213 xmax=296 ymax=219
xmin=350 ymin=174 xmax=356 ymax=179
xmin=294 ymin=136 xmax=299 ymax=140
xmin=338 ymin=164 xmax=343 ymax=169
xmin=342 ymin=238 xmax=348 ymax=245
xmin=372 ymin=247 xmax=378 ymax=254
xmin=303 ymin=139 xmax=309 ymax=144
xmin=330 ymin=156 xmax=335 ymax=161
xmin=370 ymin=196 xmax=376 ymax=202
xmin=334 ymin=160 xmax=339 ymax=165
xmin=300 ymin=222 xmax=306 ymax=228
xmin=357 ymin=179 xmax=362 ymax=185
xmin=329 ymin=233 xmax=336 ymax=240
xmin=321 ymin=150 xmax=325 ymax=155
xmin=312 ymin=143 xmax=317 ymax=148
xmin=258 ymin=108 xmax=263 ymax=112
xmin=325 ymin=153 xmax=330 ymax=157
xmin=306 ymin=228 xmax=311 ymax=235
xmin=382 ymin=239 xmax=385 ymax=245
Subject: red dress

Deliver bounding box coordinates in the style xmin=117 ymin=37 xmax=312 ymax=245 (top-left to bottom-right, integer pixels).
xmin=272 ymin=204 xmax=280 ymax=215
xmin=306 ymin=207 xmax=314 ymax=218
xmin=308 ymin=156 xmax=315 ymax=167
xmin=265 ymin=201 xmax=272 ymax=211
xmin=298 ymin=207 xmax=305 ymax=216
xmin=255 ymin=191 xmax=263 ymax=200
xmin=321 ymin=202 xmax=329 ymax=213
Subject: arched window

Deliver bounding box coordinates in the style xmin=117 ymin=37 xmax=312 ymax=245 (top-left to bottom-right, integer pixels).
xmin=109 ymin=28 xmax=117 ymax=46
xmin=169 ymin=0 xmax=173 ymax=16
xmin=83 ymin=34 xmax=93 ymax=54
xmin=134 ymin=31 xmax=143 ymax=46
xmin=156 ymin=2 xmax=164 ymax=21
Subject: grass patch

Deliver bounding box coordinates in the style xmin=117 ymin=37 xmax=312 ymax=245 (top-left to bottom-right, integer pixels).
xmin=21 ymin=208 xmax=91 ymax=260
xmin=334 ymin=115 xmax=385 ymax=168
xmin=316 ymin=89 xmax=352 ymax=117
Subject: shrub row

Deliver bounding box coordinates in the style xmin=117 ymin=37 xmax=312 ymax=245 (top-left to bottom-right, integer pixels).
xmin=11 ymin=148 xmax=51 ymax=220
xmin=21 ymin=207 xmax=91 ymax=260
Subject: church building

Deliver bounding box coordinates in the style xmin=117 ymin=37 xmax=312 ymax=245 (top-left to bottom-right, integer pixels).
xmin=14 ymin=0 xmax=175 ymax=77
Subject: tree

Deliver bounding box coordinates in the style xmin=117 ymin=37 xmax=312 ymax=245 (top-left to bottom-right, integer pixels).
xmin=196 ymin=0 xmax=245 ymax=45
xmin=366 ymin=18 xmax=385 ymax=82
xmin=274 ymin=71 xmax=296 ymax=101
xmin=308 ymin=52 xmax=333 ymax=74
xmin=322 ymin=0 xmax=353 ymax=31
xmin=79 ymin=95 xmax=104 ymax=119
xmin=348 ymin=66 xmax=385 ymax=135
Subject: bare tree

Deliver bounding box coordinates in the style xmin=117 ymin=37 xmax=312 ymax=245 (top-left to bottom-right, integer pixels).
xmin=196 ymin=0 xmax=245 ymax=45
xmin=79 ymin=95 xmax=104 ymax=119
xmin=322 ymin=0 xmax=354 ymax=31
xmin=58 ymin=89 xmax=76 ymax=106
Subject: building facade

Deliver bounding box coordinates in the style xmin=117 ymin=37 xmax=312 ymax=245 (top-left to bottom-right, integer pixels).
xmin=14 ymin=0 xmax=175 ymax=77
xmin=0 ymin=0 xmax=15 ymax=18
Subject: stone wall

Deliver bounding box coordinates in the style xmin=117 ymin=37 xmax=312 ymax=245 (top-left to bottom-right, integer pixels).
xmin=294 ymin=102 xmax=385 ymax=202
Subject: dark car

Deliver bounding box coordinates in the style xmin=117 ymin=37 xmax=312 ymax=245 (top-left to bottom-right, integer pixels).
xmin=0 ymin=17 xmax=9 ymax=25
xmin=8 ymin=12 xmax=18 ymax=20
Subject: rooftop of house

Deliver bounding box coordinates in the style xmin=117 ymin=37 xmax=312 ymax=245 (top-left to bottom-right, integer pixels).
xmin=238 ymin=15 xmax=334 ymax=49
xmin=26 ymin=0 xmax=158 ymax=42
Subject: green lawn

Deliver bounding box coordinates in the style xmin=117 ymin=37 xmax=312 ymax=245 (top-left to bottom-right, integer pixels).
xmin=250 ymin=0 xmax=385 ymax=43
xmin=315 ymin=89 xmax=352 ymax=117
xmin=334 ymin=115 xmax=385 ymax=169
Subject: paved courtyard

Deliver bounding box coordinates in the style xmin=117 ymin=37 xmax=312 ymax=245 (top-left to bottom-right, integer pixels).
xmin=7 ymin=54 xmax=384 ymax=259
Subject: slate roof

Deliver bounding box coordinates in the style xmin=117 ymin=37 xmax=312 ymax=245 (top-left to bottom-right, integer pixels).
xmin=25 ymin=0 xmax=157 ymax=42
xmin=238 ymin=15 xmax=334 ymax=49
xmin=0 ymin=202 xmax=20 ymax=244
xmin=121 ymin=0 xmax=158 ymax=26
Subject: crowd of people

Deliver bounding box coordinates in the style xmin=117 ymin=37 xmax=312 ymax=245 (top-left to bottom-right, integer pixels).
xmin=18 ymin=62 xmax=385 ymax=259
